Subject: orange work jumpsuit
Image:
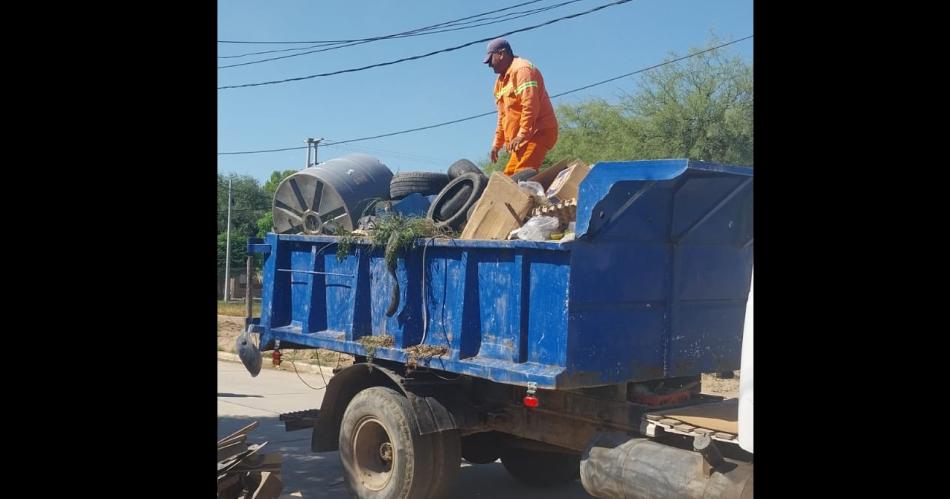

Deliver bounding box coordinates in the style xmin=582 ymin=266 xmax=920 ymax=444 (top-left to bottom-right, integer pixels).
xmin=492 ymin=57 xmax=559 ymax=176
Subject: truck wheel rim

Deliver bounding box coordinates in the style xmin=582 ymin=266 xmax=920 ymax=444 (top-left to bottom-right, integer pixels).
xmin=353 ymin=417 xmax=395 ymax=490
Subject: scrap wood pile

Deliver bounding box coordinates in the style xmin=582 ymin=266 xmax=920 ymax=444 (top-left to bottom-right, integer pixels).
xmin=217 ymin=421 xmax=283 ymax=499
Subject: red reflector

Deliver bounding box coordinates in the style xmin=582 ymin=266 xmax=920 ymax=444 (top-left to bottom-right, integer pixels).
xmin=523 ymin=395 xmax=539 ymax=408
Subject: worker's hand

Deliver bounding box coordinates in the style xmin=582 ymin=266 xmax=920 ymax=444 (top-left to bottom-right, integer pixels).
xmin=490 ymin=147 xmax=499 ymax=163
xmin=507 ymin=135 xmax=526 ymax=154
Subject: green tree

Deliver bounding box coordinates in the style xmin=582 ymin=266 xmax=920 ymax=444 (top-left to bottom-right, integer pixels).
xmin=217 ymin=232 xmax=248 ymax=275
xmin=263 ymin=169 xmax=299 ymax=198
xmin=217 ymin=173 xmax=268 ymax=286
xmin=550 ymin=36 xmax=752 ymax=166
xmin=548 ymin=100 xmax=642 ymax=163
xmin=217 ymin=173 xmax=269 ymax=236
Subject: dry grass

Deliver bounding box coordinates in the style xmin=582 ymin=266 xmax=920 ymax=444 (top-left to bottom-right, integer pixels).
xmin=405 ymin=344 xmax=448 ymax=369
xmin=357 ymin=335 xmax=395 ymax=348
xmin=217 ymin=300 xmax=261 ymax=317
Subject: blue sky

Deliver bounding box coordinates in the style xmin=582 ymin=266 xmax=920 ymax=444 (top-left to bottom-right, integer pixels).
xmin=218 ymin=0 xmax=753 ymax=183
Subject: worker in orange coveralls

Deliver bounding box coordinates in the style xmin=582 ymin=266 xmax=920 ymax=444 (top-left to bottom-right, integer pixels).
xmin=484 ymin=38 xmax=559 ymax=176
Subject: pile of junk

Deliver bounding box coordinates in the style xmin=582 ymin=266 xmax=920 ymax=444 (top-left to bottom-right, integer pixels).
xmin=270 ymin=153 xmax=591 ymax=242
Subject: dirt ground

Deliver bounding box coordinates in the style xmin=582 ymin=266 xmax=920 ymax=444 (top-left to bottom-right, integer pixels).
xmin=217 ymin=315 xmax=246 ymax=353
xmin=218 ymin=315 xmax=740 ymax=398
xmin=218 ymin=315 xmax=351 ymax=367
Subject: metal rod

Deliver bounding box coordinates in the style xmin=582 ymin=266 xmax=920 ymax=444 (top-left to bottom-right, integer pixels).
xmin=223 ymin=178 xmax=232 ymax=302
xmin=277 ymin=268 xmax=355 ymax=278
xmin=245 ymin=255 xmax=253 ymax=319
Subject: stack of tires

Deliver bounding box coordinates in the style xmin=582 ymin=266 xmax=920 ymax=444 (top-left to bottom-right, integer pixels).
xmin=388 ymin=159 xmax=489 ymax=232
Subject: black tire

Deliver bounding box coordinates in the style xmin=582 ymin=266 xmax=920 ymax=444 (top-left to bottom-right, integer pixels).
xmin=510 ymin=168 xmax=538 ymax=183
xmin=447 ymin=159 xmax=485 ymax=180
xmin=500 ymin=447 xmax=581 ymax=487
xmin=339 ymin=387 xmax=435 ymax=499
xmin=426 ymin=430 xmax=461 ymax=499
xmin=436 ymin=184 xmax=472 ymax=220
xmin=427 ymin=173 xmax=487 ymax=231
xmin=390 ymin=172 xmax=450 ymax=200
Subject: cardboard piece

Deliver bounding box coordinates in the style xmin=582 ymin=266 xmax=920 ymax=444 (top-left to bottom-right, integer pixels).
xmin=461 ymin=173 xmax=536 ymax=240
xmin=546 ymin=160 xmax=591 ymax=203
xmin=530 ymin=159 xmax=572 ymax=191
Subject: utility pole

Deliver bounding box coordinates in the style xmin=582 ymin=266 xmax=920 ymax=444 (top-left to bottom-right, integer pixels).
xmin=305 ymin=138 xmax=313 ymax=168
xmin=306 ymin=137 xmax=324 ymax=167
xmin=223 ymin=177 xmax=232 ymax=302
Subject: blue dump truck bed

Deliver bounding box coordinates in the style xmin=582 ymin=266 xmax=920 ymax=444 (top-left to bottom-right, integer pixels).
xmin=249 ymin=159 xmax=753 ymax=390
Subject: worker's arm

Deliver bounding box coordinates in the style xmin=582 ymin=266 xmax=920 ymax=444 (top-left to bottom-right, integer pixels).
xmin=492 ymin=101 xmax=505 ymax=151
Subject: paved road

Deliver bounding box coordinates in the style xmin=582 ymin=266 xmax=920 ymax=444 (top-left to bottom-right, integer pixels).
xmin=218 ymin=360 xmax=592 ymax=498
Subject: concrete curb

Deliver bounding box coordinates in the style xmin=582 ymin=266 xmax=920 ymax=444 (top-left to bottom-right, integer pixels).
xmin=217 ymin=351 xmax=337 ymax=378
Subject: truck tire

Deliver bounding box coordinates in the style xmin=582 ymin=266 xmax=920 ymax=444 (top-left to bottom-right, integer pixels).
xmin=501 ymin=447 xmax=581 ymax=487
xmin=447 ymin=159 xmax=485 ymax=180
xmin=339 ymin=387 xmax=436 ymax=499
xmin=390 ymin=172 xmax=450 ymax=200
xmin=426 ymin=430 xmax=461 ymax=499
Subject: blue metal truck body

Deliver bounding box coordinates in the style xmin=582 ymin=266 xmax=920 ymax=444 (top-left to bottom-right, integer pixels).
xmin=249 ymin=159 xmax=753 ymax=390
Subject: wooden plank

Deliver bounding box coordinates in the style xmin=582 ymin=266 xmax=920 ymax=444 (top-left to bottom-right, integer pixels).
xmin=217 ymin=433 xmax=248 ymax=449
xmin=639 ymin=420 xmax=656 ymax=437
xmin=217 ymin=421 xmax=260 ymax=445
xmin=655 ymin=399 xmax=739 ymax=434
xmin=659 ymin=418 xmax=681 ymax=426
xmin=674 ymin=424 xmax=696 ymax=433
xmin=218 ymin=442 xmax=268 ymax=475
xmin=251 ymin=472 xmax=284 ymax=499
xmin=218 ymin=440 xmax=249 ymax=462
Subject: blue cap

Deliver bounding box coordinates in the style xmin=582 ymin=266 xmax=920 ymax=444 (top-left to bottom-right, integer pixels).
xmin=483 ymin=38 xmax=512 ymax=64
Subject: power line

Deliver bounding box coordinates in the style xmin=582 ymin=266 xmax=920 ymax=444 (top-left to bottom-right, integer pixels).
xmin=218 ymin=145 xmax=308 ymax=156
xmin=217 ymin=0 xmax=634 ymax=89
xmin=218 ymin=0 xmax=586 ymax=65
xmin=549 ymin=35 xmax=753 ymax=99
xmin=321 ymin=142 xmax=453 ymax=166
xmin=324 ymin=111 xmax=496 ymax=147
xmin=219 ymin=0 xmax=556 ymax=59
xmin=217 ymin=0 xmax=547 ymax=44
xmin=217 ymin=35 xmax=751 ymax=155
